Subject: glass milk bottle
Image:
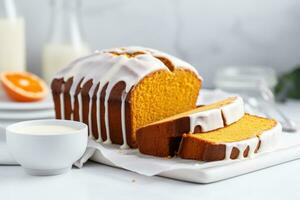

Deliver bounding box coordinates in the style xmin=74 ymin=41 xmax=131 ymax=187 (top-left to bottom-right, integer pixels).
xmin=42 ymin=0 xmax=91 ymax=83
xmin=0 ymin=0 xmax=26 ymax=72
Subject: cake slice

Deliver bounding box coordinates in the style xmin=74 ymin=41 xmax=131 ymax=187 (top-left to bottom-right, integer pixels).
xmin=178 ymin=114 xmax=281 ymax=161
xmin=136 ymin=96 xmax=244 ymax=157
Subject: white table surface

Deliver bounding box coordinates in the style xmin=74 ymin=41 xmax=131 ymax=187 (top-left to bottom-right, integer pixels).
xmin=1 ymin=99 xmax=300 ymax=200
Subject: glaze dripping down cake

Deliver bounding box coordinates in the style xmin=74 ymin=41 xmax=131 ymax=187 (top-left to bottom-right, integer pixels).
xmin=178 ymin=114 xmax=281 ymax=161
xmin=51 ymin=47 xmax=202 ymax=148
xmin=136 ymin=97 xmax=245 ymax=157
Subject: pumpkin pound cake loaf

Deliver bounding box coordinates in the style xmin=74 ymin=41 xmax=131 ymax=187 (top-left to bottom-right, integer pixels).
xmin=136 ymin=96 xmax=244 ymax=157
xmin=178 ymin=114 xmax=282 ymax=161
xmin=51 ymin=47 xmax=202 ymax=148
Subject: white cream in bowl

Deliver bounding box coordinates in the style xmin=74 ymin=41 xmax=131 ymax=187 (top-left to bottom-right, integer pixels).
xmin=6 ymin=120 xmax=88 ymax=176
xmin=13 ymin=125 xmax=79 ymax=134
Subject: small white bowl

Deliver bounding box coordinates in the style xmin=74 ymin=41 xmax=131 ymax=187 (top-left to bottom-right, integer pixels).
xmin=6 ymin=119 xmax=88 ymax=176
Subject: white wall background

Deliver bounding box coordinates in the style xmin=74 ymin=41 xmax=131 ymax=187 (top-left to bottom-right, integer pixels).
xmin=19 ymin=0 xmax=300 ymax=88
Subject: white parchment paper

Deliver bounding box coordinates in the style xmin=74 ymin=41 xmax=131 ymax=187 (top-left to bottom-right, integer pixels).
xmin=75 ymin=131 xmax=300 ymax=178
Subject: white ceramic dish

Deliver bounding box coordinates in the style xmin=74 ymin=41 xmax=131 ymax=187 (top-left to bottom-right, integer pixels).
xmin=6 ymin=120 xmax=88 ymax=176
xmin=0 ymin=120 xmax=27 ymax=133
xmin=0 ymin=109 xmax=55 ymax=119
xmin=0 ymin=92 xmax=54 ymax=110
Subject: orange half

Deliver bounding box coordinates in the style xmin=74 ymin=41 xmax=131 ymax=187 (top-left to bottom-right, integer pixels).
xmin=0 ymin=71 xmax=48 ymax=102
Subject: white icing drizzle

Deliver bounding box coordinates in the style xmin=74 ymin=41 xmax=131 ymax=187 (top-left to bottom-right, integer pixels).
xmin=224 ymin=145 xmax=233 ymax=160
xmin=78 ymin=94 xmax=83 ymax=122
xmin=225 ymin=137 xmax=259 ymax=160
xmin=189 ymin=109 xmax=223 ymax=132
xmin=54 ymin=46 xmax=202 ymax=149
xmin=96 ymin=92 xmax=102 ymax=142
xmin=189 ymin=96 xmax=244 ymax=133
xmin=223 ymin=122 xmax=282 ymax=160
xmin=59 ymin=93 xmax=65 ymax=119
xmin=120 ymin=91 xmax=129 ymax=149
xmin=88 ymin=98 xmax=94 ymax=139
xmin=103 ymin=89 xmax=112 ymax=144
xmin=257 ymin=122 xmax=282 ymax=153
xmin=70 ymin=95 xmax=74 ymax=120
xmin=221 ymin=96 xmax=244 ymax=125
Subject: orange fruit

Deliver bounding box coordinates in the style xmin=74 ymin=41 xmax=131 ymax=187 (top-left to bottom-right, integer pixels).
xmin=0 ymin=71 xmax=48 ymax=102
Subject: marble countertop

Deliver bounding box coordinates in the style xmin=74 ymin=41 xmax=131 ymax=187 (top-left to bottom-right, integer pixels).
xmin=1 ymin=99 xmax=300 ymax=200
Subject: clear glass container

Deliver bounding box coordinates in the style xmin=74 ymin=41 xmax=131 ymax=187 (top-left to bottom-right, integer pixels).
xmin=214 ymin=66 xmax=277 ymax=99
xmin=42 ymin=0 xmax=91 ymax=83
xmin=0 ymin=0 xmax=26 ymax=72
xmin=214 ymin=65 xmax=297 ymax=132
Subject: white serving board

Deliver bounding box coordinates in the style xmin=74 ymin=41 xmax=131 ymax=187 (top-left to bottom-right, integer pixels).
xmin=159 ymin=144 xmax=300 ymax=183
xmin=0 ymin=109 xmax=55 ymax=120
xmin=0 ymin=92 xmax=54 ymax=111
xmin=91 ymin=128 xmax=300 ymax=183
